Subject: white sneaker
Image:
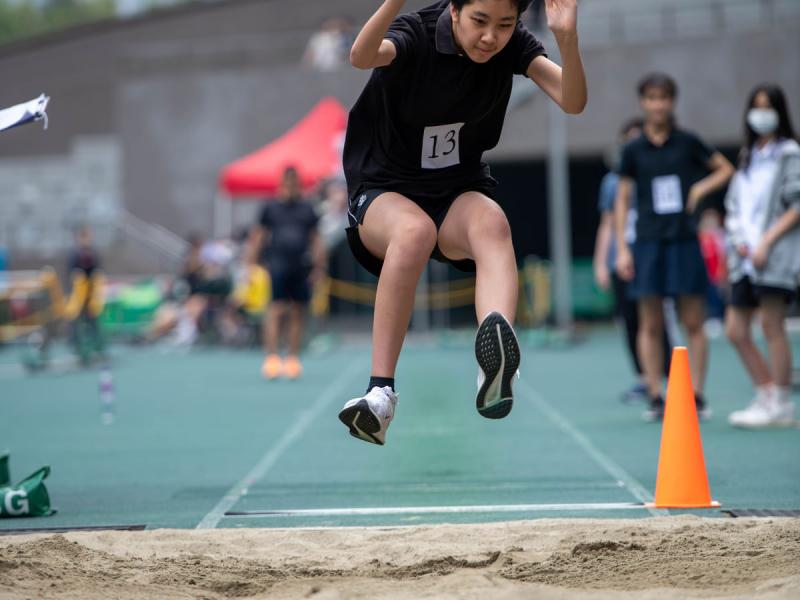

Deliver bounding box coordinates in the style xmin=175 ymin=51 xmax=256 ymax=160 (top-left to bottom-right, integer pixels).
xmin=475 ymin=312 xmax=520 ymax=419
xmin=338 ymin=386 xmax=398 ymax=445
xmin=729 ymin=387 xmax=796 ymax=429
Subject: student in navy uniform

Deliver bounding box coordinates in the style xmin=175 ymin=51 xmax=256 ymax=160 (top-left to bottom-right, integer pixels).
xmin=614 ymin=73 xmax=734 ymax=421
xmin=339 ymin=0 xmax=587 ymax=445
xmin=249 ymin=166 xmax=327 ymax=380
xmin=593 ymin=118 xmax=673 ymax=404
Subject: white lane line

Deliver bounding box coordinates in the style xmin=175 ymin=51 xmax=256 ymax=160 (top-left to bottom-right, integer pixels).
xmin=196 ymin=360 xmax=364 ymax=529
xmin=517 ymin=378 xmax=668 ymax=517
xmin=225 ymin=502 xmax=646 ymax=518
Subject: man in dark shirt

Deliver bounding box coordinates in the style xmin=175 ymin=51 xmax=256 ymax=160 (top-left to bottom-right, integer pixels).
xmin=339 ymin=0 xmax=587 ymax=446
xmin=615 ymin=73 xmax=734 ymax=421
xmin=249 ymin=166 xmax=326 ymax=380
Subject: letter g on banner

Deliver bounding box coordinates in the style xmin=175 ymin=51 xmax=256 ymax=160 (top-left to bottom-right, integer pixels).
xmin=3 ymin=489 xmax=30 ymax=516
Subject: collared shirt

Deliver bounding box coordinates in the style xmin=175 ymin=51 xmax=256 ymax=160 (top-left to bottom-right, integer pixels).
xmin=343 ymin=0 xmax=546 ymax=197
xmin=619 ymin=127 xmax=716 ymax=241
xmin=258 ymin=198 xmax=319 ymax=271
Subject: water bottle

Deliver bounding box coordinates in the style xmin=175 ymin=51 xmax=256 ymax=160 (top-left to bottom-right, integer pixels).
xmin=99 ymin=365 xmax=115 ymax=425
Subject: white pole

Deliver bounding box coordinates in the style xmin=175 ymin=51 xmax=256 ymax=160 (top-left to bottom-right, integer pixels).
xmin=547 ymin=100 xmax=573 ymax=333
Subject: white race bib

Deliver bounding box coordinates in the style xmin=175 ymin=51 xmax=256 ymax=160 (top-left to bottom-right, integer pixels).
xmin=421 ymin=123 xmax=464 ymax=169
xmin=651 ymin=175 xmax=683 ymax=215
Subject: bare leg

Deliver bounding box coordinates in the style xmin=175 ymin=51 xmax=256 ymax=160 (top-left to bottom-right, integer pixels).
xmin=359 ymin=193 xmax=438 ymax=378
xmin=286 ymin=302 xmax=306 ymax=356
xmin=678 ymin=295 xmax=708 ymax=393
xmin=725 ymin=305 xmax=772 ymax=387
xmin=638 ymin=297 xmax=665 ymax=398
xmin=760 ymin=296 xmax=792 ymax=388
xmin=265 ymin=301 xmax=288 ymax=355
xmin=437 ymin=192 xmax=518 ymax=323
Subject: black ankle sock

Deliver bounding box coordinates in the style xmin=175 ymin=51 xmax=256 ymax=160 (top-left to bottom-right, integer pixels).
xmin=368 ymin=377 xmax=395 ymax=393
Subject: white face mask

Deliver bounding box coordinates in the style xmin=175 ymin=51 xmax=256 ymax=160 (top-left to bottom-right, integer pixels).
xmin=747 ymin=108 xmax=779 ymax=136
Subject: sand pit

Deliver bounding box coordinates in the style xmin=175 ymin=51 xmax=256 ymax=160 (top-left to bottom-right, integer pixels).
xmin=1 ymin=516 xmax=798 ymax=599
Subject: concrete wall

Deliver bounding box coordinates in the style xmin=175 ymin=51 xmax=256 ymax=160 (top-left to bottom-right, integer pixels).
xmin=0 ymin=0 xmax=798 ymax=271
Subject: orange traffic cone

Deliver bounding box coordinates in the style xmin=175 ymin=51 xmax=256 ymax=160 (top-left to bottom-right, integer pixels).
xmin=647 ymin=347 xmax=720 ymax=509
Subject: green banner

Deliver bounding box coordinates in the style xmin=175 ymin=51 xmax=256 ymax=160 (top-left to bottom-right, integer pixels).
xmin=0 ymin=452 xmax=8 ymax=487
xmin=0 ymin=466 xmax=56 ymax=518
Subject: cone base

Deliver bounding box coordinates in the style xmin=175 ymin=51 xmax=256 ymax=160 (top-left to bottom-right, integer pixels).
xmin=646 ymin=500 xmax=721 ymax=509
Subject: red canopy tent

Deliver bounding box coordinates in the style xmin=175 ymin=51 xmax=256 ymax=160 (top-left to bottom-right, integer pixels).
xmin=219 ymin=96 xmax=348 ymax=198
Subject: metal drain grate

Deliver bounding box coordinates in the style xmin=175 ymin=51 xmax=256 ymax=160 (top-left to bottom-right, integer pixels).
xmin=0 ymin=524 xmax=146 ymax=535
xmin=722 ymin=509 xmax=800 ymax=518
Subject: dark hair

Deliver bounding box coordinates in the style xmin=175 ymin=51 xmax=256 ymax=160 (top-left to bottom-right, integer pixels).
xmin=450 ymin=0 xmax=531 ymax=16
xmin=740 ymin=83 xmax=797 ymax=171
xmin=637 ymin=73 xmax=678 ymax=100
xmin=619 ymin=118 xmax=643 ymax=138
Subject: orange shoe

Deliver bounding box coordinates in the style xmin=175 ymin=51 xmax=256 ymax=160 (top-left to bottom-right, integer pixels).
xmin=283 ymin=355 xmax=303 ymax=380
xmin=261 ymin=354 xmax=283 ymax=380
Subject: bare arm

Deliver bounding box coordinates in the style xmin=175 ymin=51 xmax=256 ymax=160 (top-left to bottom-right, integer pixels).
xmin=751 ymin=207 xmax=800 ymax=269
xmin=593 ymin=212 xmax=613 ymax=289
xmin=614 ymin=177 xmax=635 ymax=281
xmin=763 ymin=207 xmax=800 ymax=248
xmin=245 ymin=225 xmax=266 ymax=265
xmin=350 ymin=0 xmax=406 ymax=69
xmin=687 ymin=152 xmax=735 ymax=212
xmin=614 ymin=178 xmax=632 ymax=254
xmin=525 ymin=0 xmax=587 ymax=114
xmin=309 ymin=229 xmax=328 ymax=283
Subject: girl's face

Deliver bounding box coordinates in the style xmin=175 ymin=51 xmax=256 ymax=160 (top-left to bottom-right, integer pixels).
xmin=752 ymin=91 xmax=772 ymax=110
xmin=640 ymin=86 xmax=675 ymax=127
xmin=450 ymin=0 xmax=518 ymax=64
xmin=747 ymin=90 xmax=780 ymax=138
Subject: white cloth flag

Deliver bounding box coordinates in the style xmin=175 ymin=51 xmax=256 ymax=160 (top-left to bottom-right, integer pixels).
xmin=0 ymin=94 xmax=50 ymax=133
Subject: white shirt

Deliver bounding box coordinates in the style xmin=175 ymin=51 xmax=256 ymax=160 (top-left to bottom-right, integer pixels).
xmin=733 ymin=140 xmax=782 ymax=275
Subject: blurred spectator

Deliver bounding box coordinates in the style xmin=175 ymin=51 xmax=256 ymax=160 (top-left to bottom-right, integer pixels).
xmin=64 ymin=226 xmax=105 ymax=362
xmin=303 ymin=17 xmax=353 ymax=72
xmin=614 ymin=73 xmax=735 ymax=421
xmin=139 ymin=235 xmax=234 ymax=346
xmin=179 ymin=232 xmax=205 ymax=297
xmin=725 ymin=83 xmax=800 ymax=429
xmin=217 ymin=227 xmax=271 ymax=346
xmin=593 ymin=118 xmax=673 ymax=403
xmin=697 ymin=207 xmax=727 ymax=324
xmin=248 ymin=166 xmax=327 ymax=380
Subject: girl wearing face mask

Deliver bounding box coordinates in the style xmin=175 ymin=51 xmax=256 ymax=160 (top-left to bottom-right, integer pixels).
xmin=725 ymin=84 xmax=800 ymax=429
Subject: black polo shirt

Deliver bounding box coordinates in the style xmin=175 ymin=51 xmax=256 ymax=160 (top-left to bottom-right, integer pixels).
xmin=619 ymin=127 xmax=716 ymax=241
xmin=343 ymin=0 xmax=546 ymax=198
xmin=258 ymin=198 xmax=319 ymax=272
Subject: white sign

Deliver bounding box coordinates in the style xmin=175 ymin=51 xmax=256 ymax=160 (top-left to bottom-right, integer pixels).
xmin=421 ymin=123 xmax=465 ymax=170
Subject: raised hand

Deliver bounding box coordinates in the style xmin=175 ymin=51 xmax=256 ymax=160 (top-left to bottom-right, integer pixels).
xmin=545 ymin=0 xmax=578 ymax=36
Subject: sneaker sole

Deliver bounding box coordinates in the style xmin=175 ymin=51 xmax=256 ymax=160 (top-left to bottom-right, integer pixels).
xmin=475 ymin=312 xmax=520 ymax=420
xmin=729 ymin=419 xmax=795 ymax=429
xmin=338 ymin=400 xmax=384 ymax=445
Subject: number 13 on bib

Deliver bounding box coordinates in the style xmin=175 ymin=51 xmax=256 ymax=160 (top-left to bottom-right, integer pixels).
xmin=422 ymin=123 xmax=465 ymax=169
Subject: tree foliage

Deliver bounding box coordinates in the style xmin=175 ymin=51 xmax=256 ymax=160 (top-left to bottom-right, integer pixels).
xmin=0 ymin=1 xmax=117 ymax=47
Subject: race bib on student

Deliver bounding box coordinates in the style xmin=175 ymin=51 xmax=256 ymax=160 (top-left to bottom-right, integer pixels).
xmin=651 ymin=175 xmax=683 ymax=215
xmin=421 ymin=123 xmax=464 ymax=169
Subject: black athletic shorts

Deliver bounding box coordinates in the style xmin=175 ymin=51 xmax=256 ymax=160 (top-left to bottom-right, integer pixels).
xmin=270 ymin=267 xmax=311 ymax=303
xmin=345 ymin=183 xmax=496 ymax=277
xmin=628 ymin=238 xmax=708 ymax=300
xmin=729 ymin=276 xmax=796 ymax=308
